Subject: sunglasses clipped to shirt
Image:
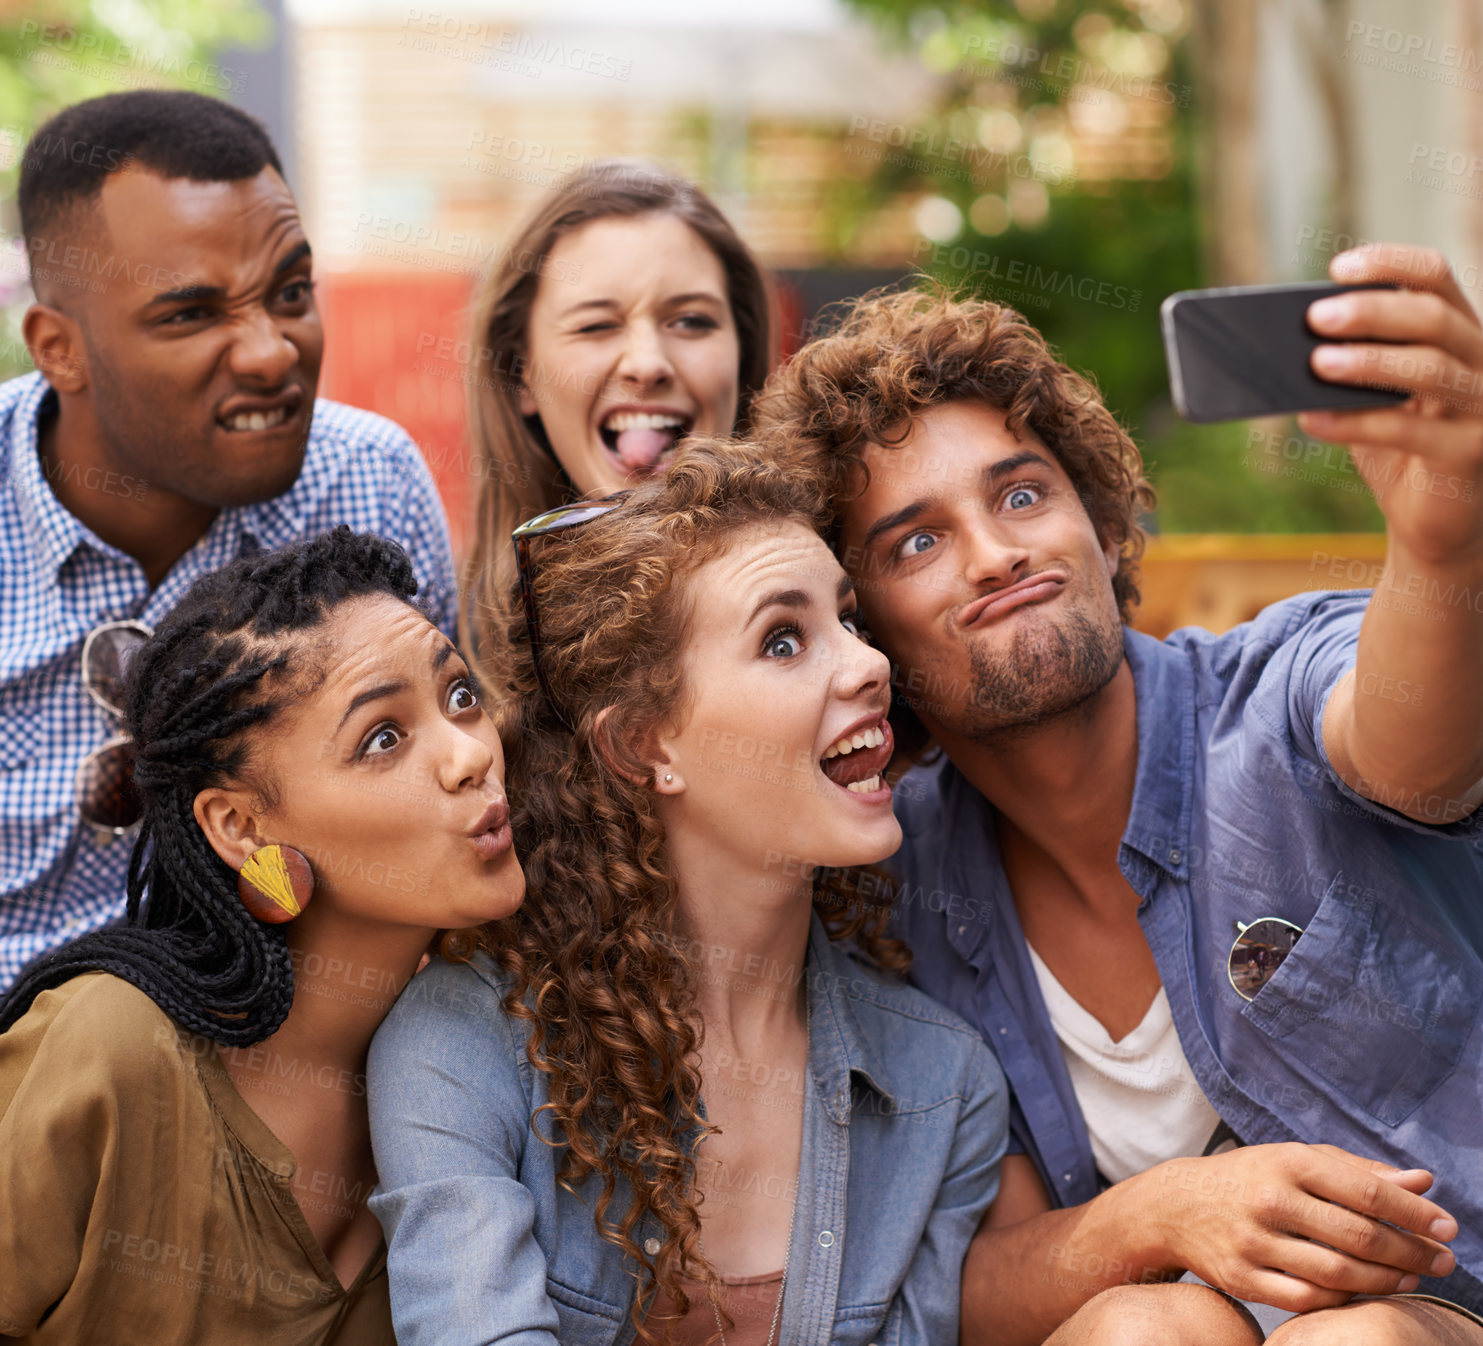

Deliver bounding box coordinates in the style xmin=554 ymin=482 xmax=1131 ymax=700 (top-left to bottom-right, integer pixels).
xmin=75 ymin=619 xmax=152 ymax=839
xmin=511 ymin=493 xmax=629 ymax=727
xmin=1227 ymin=917 xmax=1303 ymax=1001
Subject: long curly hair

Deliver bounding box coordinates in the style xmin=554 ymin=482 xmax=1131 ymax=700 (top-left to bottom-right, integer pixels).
xmin=464 ymin=438 xmax=904 ymax=1342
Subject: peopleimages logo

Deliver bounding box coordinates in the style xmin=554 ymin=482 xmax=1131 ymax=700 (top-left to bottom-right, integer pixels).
xmin=847 ymin=116 xmax=1074 ymax=187
xmin=399 ymin=10 xmax=633 ymax=80
xmin=18 ymin=21 xmax=246 ymax=93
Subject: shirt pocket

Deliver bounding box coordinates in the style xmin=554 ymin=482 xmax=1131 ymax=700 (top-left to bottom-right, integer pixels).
xmin=1237 ymin=872 xmax=1483 ymax=1126
xmin=831 ymin=1300 xmax=891 ymax=1346
xmin=546 ymin=1274 xmax=625 ymax=1345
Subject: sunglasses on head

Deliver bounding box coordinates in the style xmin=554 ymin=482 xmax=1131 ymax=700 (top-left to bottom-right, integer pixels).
xmin=511 ymin=493 xmax=630 ymax=727
xmin=75 ymin=619 xmax=151 ymax=839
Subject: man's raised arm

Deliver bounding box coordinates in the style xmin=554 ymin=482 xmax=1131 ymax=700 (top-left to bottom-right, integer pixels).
xmin=1299 ymin=245 xmax=1483 ymax=824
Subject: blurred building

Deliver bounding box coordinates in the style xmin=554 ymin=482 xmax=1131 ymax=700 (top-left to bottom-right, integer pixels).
xmin=288 ymin=0 xmax=957 ymax=548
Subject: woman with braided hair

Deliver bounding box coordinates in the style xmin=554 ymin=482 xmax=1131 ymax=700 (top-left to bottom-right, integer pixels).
xmin=0 ymin=526 xmax=524 ymax=1345
xmin=368 ymin=439 xmax=1008 ymax=1346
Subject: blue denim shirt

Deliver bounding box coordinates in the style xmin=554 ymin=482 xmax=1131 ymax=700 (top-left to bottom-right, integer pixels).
xmin=367 ymin=913 xmax=1007 ymax=1345
xmin=889 ymin=591 xmax=1483 ymax=1313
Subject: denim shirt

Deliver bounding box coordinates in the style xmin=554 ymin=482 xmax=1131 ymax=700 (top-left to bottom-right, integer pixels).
xmin=889 ymin=590 xmax=1483 ymax=1313
xmin=367 ymin=913 xmax=1007 ymax=1345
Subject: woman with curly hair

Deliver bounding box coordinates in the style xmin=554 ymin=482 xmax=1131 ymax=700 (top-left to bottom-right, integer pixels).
xmin=368 ymin=440 xmax=1008 ymax=1346
xmin=0 ymin=527 xmax=524 ymax=1345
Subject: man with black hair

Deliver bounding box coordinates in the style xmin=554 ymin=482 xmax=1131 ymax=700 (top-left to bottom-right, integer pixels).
xmin=0 ymin=90 xmax=457 ymax=990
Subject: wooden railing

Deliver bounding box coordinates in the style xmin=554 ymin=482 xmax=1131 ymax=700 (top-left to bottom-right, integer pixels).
xmin=1133 ymin=534 xmax=1388 ymax=638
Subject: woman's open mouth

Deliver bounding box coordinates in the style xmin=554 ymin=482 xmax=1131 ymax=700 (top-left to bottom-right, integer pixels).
xmin=597 ymin=410 xmax=692 ymax=472
xmin=818 ymin=718 xmax=894 ymax=798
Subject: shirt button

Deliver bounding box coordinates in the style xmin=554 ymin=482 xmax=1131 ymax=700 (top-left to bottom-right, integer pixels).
xmin=1063 ymin=1172 xmax=1073 ymax=1184
xmin=957 ymin=924 xmax=965 ymax=936
xmin=1169 ymin=848 xmax=1182 ymax=865
xmin=998 ymin=1027 xmax=1007 ymax=1036
xmin=818 ymin=1230 xmax=835 ymax=1248
xmin=644 ymin=1237 xmax=661 ymax=1256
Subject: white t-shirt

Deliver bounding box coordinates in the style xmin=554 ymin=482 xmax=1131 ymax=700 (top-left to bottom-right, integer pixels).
xmin=1027 ymin=944 xmax=1227 ymax=1185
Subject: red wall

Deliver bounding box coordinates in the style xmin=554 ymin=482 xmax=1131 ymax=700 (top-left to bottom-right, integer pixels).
xmin=315 ymin=270 xmax=815 ymax=562
xmin=317 ymin=273 xmax=478 ymax=557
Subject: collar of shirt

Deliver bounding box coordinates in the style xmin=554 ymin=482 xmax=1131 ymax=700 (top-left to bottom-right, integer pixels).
xmin=1119 ymin=627 xmax=1196 ymax=883
xmin=8 ymin=372 xmax=308 ymax=587
xmin=933 ymin=625 xmax=1195 ymax=965
xmin=898 ymin=626 xmax=1200 ymax=1208
xmin=804 ymin=912 xmax=897 ymax=1123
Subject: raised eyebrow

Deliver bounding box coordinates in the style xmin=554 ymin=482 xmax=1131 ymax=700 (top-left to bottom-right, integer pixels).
xmin=985 ymin=450 xmax=1053 ymax=490
xmin=336 ymin=681 xmax=406 ymax=735
xmin=862 ymin=451 xmax=1055 ymax=551
xmin=746 ymin=587 xmax=810 ymax=627
xmin=862 ymin=500 xmax=930 ymax=553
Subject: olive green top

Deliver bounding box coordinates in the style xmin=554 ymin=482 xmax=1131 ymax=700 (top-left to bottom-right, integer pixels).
xmin=0 ymin=972 xmax=392 ymax=1345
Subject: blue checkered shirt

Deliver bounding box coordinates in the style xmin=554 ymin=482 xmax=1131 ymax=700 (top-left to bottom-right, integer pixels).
xmin=0 ymin=372 xmax=457 ymax=991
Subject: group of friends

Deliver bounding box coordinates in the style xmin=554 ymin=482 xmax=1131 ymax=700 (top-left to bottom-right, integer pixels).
xmin=1 ymin=87 xmax=1481 ymax=1346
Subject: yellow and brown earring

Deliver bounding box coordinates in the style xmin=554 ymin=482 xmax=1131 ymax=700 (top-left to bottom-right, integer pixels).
xmin=237 ymin=844 xmax=314 ymax=924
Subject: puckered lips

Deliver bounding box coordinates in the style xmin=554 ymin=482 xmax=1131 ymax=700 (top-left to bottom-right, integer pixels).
xmin=216 ymin=385 xmax=306 ymax=435
xmin=959 ymin=571 xmax=1067 ymax=629
xmin=467 ymin=797 xmax=513 ymax=862
xmin=597 ymin=405 xmax=694 ymax=473
xmin=819 ymin=715 xmax=894 ymax=799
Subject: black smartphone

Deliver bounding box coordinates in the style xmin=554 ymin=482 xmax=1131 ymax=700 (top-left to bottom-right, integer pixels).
xmin=1160 ymin=281 xmax=1410 ymax=423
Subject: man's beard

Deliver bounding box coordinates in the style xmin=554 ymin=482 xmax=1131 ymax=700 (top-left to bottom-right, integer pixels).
xmin=956 ymin=604 xmax=1125 ymax=740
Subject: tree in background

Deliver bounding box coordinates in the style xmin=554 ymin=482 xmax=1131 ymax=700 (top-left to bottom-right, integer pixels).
xmin=0 ymin=0 xmax=268 ymax=378
xmin=837 ymin=0 xmax=1381 ymax=531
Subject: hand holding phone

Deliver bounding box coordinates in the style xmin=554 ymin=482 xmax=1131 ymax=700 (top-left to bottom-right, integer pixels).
xmin=1160 ymin=281 xmax=1410 ymax=423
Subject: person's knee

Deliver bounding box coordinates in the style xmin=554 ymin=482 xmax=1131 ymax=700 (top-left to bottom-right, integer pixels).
xmin=1046 ymin=1283 xmax=1264 ymax=1346
xmin=1267 ymin=1298 xmax=1481 ymax=1346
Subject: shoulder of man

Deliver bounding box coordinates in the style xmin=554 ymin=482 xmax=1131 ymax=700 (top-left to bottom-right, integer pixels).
xmin=1155 ymin=590 xmax=1366 ymax=680
xmin=0 ymin=372 xmax=48 ymax=476
xmin=298 ymin=398 xmax=435 ymax=497
xmin=291 ymin=398 xmax=456 ymax=629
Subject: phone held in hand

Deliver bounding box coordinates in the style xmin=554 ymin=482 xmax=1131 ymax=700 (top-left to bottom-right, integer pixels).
xmin=1160 ymin=281 xmax=1410 ymax=423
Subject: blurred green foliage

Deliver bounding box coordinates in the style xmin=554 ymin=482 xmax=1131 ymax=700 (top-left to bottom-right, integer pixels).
xmin=0 ymin=0 xmax=269 ymax=377
xmin=838 ymin=0 xmax=1381 ymax=531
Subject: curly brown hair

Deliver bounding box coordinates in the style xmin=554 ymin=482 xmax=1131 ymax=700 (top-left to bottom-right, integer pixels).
xmin=753 ymin=283 xmax=1156 ymax=620
xmin=455 ymin=438 xmax=905 ymax=1343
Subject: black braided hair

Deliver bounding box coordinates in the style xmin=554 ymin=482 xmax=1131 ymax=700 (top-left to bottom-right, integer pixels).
xmin=0 ymin=527 xmax=421 ymax=1045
